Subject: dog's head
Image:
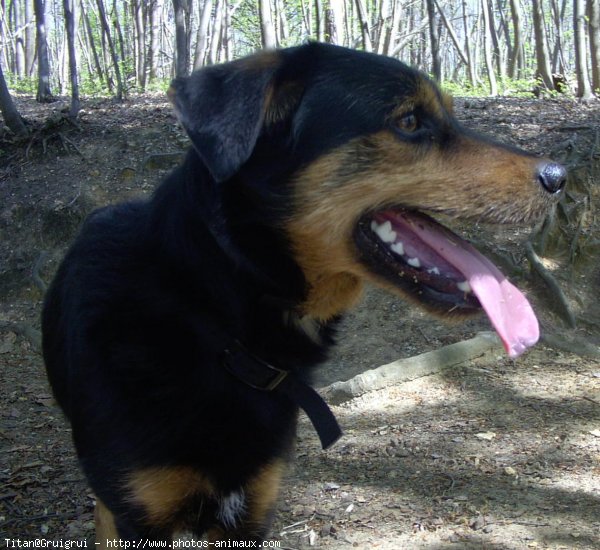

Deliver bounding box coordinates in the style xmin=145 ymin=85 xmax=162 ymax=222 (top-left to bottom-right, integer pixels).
xmin=169 ymin=43 xmax=566 ymax=357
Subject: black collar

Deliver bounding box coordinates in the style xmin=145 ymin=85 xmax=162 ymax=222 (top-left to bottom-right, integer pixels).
xmin=223 ymin=340 xmax=342 ymax=450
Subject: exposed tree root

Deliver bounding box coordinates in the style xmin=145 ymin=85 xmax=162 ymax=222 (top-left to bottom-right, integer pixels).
xmin=525 ymin=241 xmax=576 ymax=328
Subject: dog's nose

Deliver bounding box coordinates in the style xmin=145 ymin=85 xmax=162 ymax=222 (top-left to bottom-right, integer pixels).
xmin=537 ymin=162 xmax=567 ymax=194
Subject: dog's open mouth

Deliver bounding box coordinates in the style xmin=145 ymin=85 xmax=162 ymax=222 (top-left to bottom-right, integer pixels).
xmin=354 ymin=208 xmax=539 ymax=358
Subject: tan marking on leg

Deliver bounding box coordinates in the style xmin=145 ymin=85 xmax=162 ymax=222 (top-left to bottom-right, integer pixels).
xmin=127 ymin=467 xmax=215 ymax=527
xmin=95 ymin=498 xmax=118 ymax=549
xmin=244 ymin=459 xmax=286 ymax=529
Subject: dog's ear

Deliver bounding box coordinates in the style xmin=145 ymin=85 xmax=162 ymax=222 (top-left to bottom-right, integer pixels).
xmin=169 ymin=56 xmax=281 ymax=182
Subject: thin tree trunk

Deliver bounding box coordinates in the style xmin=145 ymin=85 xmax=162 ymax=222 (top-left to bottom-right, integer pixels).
xmin=550 ymin=0 xmax=566 ymax=73
xmin=0 ymin=60 xmax=28 ymax=136
xmin=426 ymin=0 xmax=441 ymax=81
xmin=383 ymin=0 xmax=402 ymax=56
xmin=223 ymin=0 xmax=233 ymax=61
xmin=148 ymin=0 xmax=160 ymax=80
xmin=532 ymin=0 xmax=554 ymax=90
xmin=96 ymin=0 xmax=123 ymax=98
xmin=435 ymin=0 xmax=468 ymax=66
xmin=259 ymin=0 xmax=277 ymax=48
xmin=34 ymin=0 xmax=54 ymax=101
xmin=209 ymin=0 xmax=224 ymax=64
xmin=354 ymin=0 xmax=373 ymax=52
xmin=314 ymin=0 xmax=325 ymax=42
xmin=24 ymin=0 xmax=36 ymax=75
xmin=299 ymin=0 xmax=311 ymax=38
xmin=193 ymin=0 xmax=212 ymax=69
xmin=462 ymin=0 xmax=477 ymax=86
xmin=132 ymin=0 xmax=145 ymax=88
xmin=81 ymin=0 xmax=106 ymax=88
xmin=112 ymin=0 xmax=125 ymax=65
xmin=486 ymin=0 xmax=503 ymax=78
xmin=481 ymin=0 xmax=498 ymax=95
xmin=276 ymin=0 xmax=289 ymax=45
xmin=507 ymin=0 xmax=524 ymax=78
xmin=14 ymin=0 xmax=25 ymax=77
xmin=574 ymin=0 xmax=593 ymax=98
xmin=589 ymin=0 xmax=600 ymax=93
xmin=172 ymin=0 xmax=189 ymax=76
xmin=62 ymin=0 xmax=80 ymax=118
xmin=497 ymin=0 xmax=511 ymax=76
xmin=328 ymin=0 xmax=345 ymax=46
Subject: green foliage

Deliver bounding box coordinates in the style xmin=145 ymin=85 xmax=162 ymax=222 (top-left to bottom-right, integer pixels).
xmin=144 ymin=78 xmax=171 ymax=94
xmin=78 ymin=74 xmax=109 ymax=96
xmin=6 ymin=74 xmax=37 ymax=94
xmin=443 ymin=77 xmax=543 ymax=98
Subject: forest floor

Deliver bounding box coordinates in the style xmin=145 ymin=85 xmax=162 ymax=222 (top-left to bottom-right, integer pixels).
xmin=1 ymin=93 xmax=599 ymax=549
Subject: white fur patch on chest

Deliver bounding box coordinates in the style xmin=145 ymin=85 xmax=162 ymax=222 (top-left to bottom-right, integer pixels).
xmin=217 ymin=489 xmax=246 ymax=529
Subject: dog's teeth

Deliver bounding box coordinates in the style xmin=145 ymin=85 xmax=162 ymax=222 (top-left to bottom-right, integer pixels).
xmin=390 ymin=242 xmax=405 ymax=256
xmin=407 ymin=257 xmax=421 ymax=268
xmin=372 ymin=220 xmax=397 ymax=243
xmin=457 ymin=280 xmax=472 ymax=293
xmin=428 ymin=267 xmax=441 ymax=275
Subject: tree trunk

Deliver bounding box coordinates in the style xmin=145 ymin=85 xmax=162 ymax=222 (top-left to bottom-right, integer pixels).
xmin=574 ymin=0 xmax=593 ymax=98
xmin=259 ymin=0 xmax=277 ymax=48
xmin=173 ymin=0 xmax=190 ymax=76
xmin=507 ymin=0 xmax=524 ymax=78
xmin=276 ymin=0 xmax=289 ymax=45
xmin=426 ymin=0 xmax=441 ymax=81
xmin=462 ymin=0 xmax=477 ymax=87
xmin=497 ymin=0 xmax=512 ymax=76
xmin=62 ymin=0 xmax=80 ymax=118
xmin=81 ymin=0 xmax=107 ymax=88
xmin=193 ymin=0 xmax=213 ymax=69
xmin=148 ymin=0 xmax=161 ymax=80
xmin=435 ymin=0 xmax=468 ymax=66
xmin=34 ymin=0 xmax=54 ymax=102
xmin=589 ymin=0 xmax=600 ymax=93
xmin=96 ymin=0 xmax=124 ymax=98
xmin=24 ymin=0 xmax=36 ymax=75
xmin=328 ymin=0 xmax=345 ymax=46
xmin=13 ymin=0 xmax=25 ymax=77
xmin=354 ymin=0 xmax=373 ymax=52
xmin=532 ymin=0 xmax=554 ymax=90
xmin=481 ymin=0 xmax=498 ymax=95
xmin=383 ymin=0 xmax=402 ymax=56
xmin=208 ymin=0 xmax=224 ymax=64
xmin=314 ymin=0 xmax=325 ymax=42
xmin=132 ymin=0 xmax=146 ymax=89
xmin=0 ymin=61 xmax=28 ymax=136
xmin=112 ymin=0 xmax=126 ymax=65
xmin=486 ymin=0 xmax=503 ymax=78
xmin=550 ymin=0 xmax=566 ymax=74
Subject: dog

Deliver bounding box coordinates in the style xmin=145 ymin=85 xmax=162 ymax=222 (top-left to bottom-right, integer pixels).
xmin=42 ymin=43 xmax=566 ymax=544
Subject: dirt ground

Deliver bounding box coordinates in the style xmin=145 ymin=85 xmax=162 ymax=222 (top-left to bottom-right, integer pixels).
xmin=1 ymin=92 xmax=599 ymax=549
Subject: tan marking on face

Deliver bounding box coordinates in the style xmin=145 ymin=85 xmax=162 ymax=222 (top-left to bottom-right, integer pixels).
xmin=127 ymin=467 xmax=215 ymax=526
xmin=416 ymin=79 xmax=450 ymax=119
xmin=285 ymin=127 xmax=549 ymax=321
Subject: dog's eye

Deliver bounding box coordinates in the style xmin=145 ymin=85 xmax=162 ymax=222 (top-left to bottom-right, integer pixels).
xmin=397 ymin=112 xmax=419 ymax=133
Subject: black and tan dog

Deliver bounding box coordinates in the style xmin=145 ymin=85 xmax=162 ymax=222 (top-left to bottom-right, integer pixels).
xmin=42 ymin=43 xmax=566 ymax=543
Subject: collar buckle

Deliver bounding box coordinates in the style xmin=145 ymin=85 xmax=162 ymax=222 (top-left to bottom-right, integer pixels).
xmin=223 ymin=343 xmax=289 ymax=391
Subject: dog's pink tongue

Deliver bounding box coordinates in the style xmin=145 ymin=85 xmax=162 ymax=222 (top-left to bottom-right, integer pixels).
xmin=388 ymin=212 xmax=539 ymax=357
xmin=452 ymin=257 xmax=539 ymax=358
